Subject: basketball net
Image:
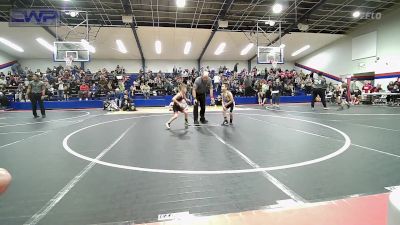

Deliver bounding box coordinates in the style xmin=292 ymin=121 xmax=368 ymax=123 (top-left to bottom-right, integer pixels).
xmin=272 ymin=60 xmax=278 ymax=69
xmin=65 ymin=56 xmax=74 ymax=69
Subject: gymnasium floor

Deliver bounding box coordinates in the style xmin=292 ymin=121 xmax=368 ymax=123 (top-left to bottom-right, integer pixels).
xmin=0 ymin=104 xmax=400 ymax=225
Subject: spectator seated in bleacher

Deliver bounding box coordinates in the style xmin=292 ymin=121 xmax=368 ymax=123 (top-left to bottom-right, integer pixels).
xmin=89 ymin=83 xmax=100 ymax=100
xmin=2 ymin=61 xmax=338 ymax=106
xmin=78 ymin=82 xmax=90 ymax=101
xmin=141 ymin=82 xmax=151 ymax=99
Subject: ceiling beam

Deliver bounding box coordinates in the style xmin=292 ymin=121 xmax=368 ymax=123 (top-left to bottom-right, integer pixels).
xmin=249 ymin=0 xmax=329 ymax=61
xmin=42 ymin=26 xmax=63 ymax=41
xmin=121 ymin=0 xmax=145 ymax=71
xmin=198 ymin=0 xmax=235 ymax=65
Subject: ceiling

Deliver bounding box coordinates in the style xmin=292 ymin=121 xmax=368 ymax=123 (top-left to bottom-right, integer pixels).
xmin=0 ymin=0 xmax=398 ymax=62
xmin=0 ymin=22 xmax=343 ymax=61
xmin=1 ymin=0 xmax=398 ymax=33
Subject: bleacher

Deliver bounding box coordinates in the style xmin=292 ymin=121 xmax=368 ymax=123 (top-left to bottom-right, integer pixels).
xmin=1 ymin=63 xmax=319 ymax=110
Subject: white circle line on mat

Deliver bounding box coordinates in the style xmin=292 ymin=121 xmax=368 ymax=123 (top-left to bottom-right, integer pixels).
xmin=265 ymin=107 xmax=400 ymax=116
xmin=0 ymin=111 xmax=90 ymax=128
xmin=63 ymin=113 xmax=351 ymax=174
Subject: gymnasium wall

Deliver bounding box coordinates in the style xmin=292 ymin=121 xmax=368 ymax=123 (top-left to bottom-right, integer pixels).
xmin=0 ymin=50 xmax=16 ymax=73
xmin=18 ymin=59 xmax=81 ymax=72
xmin=16 ymin=59 xmax=258 ymax=74
xmin=147 ymin=60 xmax=196 ymax=72
xmin=201 ymin=60 xmax=247 ymax=71
xmin=85 ymin=59 xmax=142 ymax=73
xmin=296 ymin=7 xmax=400 ymax=89
xmin=251 ymin=60 xmax=296 ymax=72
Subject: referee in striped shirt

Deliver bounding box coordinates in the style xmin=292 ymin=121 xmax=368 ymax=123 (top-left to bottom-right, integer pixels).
xmin=27 ymin=74 xmax=46 ymax=118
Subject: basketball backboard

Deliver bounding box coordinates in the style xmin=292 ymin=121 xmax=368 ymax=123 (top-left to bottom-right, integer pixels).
xmin=257 ymin=46 xmax=284 ymax=64
xmin=53 ymin=41 xmax=90 ymax=62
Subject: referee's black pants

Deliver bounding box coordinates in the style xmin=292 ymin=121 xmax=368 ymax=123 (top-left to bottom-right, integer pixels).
xmin=31 ymin=93 xmax=46 ymax=117
xmin=193 ymin=93 xmax=206 ymax=122
xmin=311 ymin=88 xmax=327 ymax=108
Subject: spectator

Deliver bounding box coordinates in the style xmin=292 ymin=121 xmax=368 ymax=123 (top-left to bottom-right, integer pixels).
xmin=244 ymin=75 xmax=253 ymax=96
xmin=2 ymin=63 xmax=321 ymax=106
xmin=79 ymin=82 xmax=90 ymax=101
xmin=141 ymin=82 xmax=151 ymax=99
xmin=371 ymin=84 xmax=382 ymax=93
xmin=271 ymin=78 xmax=282 ymax=109
xmin=129 ymin=85 xmax=136 ymax=97
xmin=56 ymin=78 xmax=65 ymax=101
xmin=9 ymin=76 xmax=18 ymax=86
xmin=256 ymin=80 xmax=265 ymax=105
xmin=117 ymin=80 xmax=125 ymax=92
xmin=121 ymin=93 xmax=136 ymax=111
xmin=90 ymin=83 xmax=99 ymax=100
xmin=213 ymin=73 xmax=221 ymax=93
xmin=44 ymin=80 xmax=54 ymax=100
xmin=234 ymin=63 xmax=239 ymax=73
xmin=362 ymin=81 xmax=373 ymax=93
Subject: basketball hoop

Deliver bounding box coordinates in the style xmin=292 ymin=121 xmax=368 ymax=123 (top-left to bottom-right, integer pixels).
xmin=64 ymin=55 xmax=74 ymax=69
xmin=272 ymin=60 xmax=278 ymax=69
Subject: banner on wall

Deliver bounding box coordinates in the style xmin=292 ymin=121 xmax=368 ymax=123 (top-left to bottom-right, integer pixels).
xmin=9 ymin=8 xmax=59 ymax=27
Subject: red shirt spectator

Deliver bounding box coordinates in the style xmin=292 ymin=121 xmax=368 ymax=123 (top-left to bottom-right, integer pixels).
xmin=362 ymin=83 xmax=372 ymax=93
xmin=371 ymin=84 xmax=382 ymax=93
xmin=80 ymin=83 xmax=89 ymax=92
xmin=280 ymin=72 xmax=286 ymax=79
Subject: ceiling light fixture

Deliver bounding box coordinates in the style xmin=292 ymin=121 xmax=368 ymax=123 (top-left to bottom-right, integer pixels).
xmin=214 ymin=42 xmax=226 ymax=55
xmin=176 ymin=0 xmax=186 ymax=8
xmin=155 ymin=40 xmax=162 ymax=54
xmin=265 ymin=20 xmax=276 ymax=26
xmin=353 ymin=11 xmax=361 ymax=18
xmin=240 ymin=43 xmax=254 ymax=55
xmin=291 ymin=45 xmax=310 ymax=57
xmin=184 ymin=41 xmax=191 ymax=55
xmin=81 ymin=39 xmax=96 ymax=53
xmin=36 ymin=38 xmax=54 ymax=52
xmin=116 ymin=39 xmax=127 ymax=53
xmin=0 ymin=37 xmax=24 ymax=52
xmin=65 ymin=11 xmax=79 ymax=17
xmin=272 ymin=3 xmax=283 ymax=14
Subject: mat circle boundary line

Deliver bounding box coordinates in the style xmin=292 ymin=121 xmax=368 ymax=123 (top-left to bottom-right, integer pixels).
xmin=63 ymin=113 xmax=351 ymax=174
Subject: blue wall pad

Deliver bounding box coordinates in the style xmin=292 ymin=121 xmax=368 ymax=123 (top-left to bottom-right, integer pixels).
xmin=10 ymin=95 xmax=312 ymax=110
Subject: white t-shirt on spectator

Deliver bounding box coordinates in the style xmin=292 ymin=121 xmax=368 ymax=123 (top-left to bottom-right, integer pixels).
xmin=58 ymin=81 xmax=64 ymax=90
xmin=214 ymin=75 xmax=221 ymax=84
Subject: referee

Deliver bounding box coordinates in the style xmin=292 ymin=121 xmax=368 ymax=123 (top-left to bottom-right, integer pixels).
xmin=311 ymin=73 xmax=328 ymax=110
xmin=27 ymin=74 xmax=46 ymax=118
xmin=192 ymin=71 xmax=214 ymax=125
